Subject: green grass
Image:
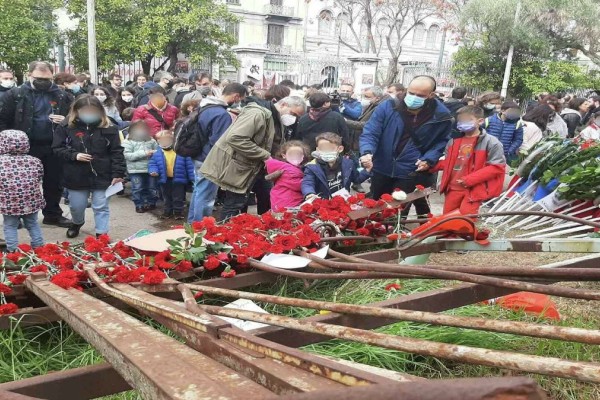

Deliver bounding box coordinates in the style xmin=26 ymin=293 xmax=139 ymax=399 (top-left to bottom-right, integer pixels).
xmin=1 ymin=277 xmax=600 ymax=399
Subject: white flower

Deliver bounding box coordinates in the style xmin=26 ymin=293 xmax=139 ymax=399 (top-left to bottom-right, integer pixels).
xmin=392 ymin=190 xmax=407 ymax=201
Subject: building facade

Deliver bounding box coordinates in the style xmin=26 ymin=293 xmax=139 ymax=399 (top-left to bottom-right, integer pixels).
xmin=220 ymin=0 xmax=451 ymax=90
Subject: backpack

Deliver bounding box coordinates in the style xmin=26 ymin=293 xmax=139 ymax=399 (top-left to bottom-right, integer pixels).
xmin=173 ymin=104 xmax=226 ymax=158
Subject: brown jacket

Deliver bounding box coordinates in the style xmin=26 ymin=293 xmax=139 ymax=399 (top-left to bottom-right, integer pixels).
xmin=200 ymin=103 xmax=277 ymax=194
xmin=346 ymin=95 xmax=389 ymax=151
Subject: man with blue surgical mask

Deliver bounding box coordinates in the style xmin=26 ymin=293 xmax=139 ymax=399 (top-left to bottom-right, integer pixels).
xmin=359 ymin=75 xmax=452 ymax=218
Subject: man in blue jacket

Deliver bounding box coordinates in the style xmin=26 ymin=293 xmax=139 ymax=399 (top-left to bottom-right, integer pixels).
xmin=187 ymin=83 xmax=247 ymax=222
xmin=359 ymin=75 xmax=452 ymax=215
xmin=339 ymin=83 xmax=362 ymax=121
xmin=483 ymin=101 xmax=523 ymax=162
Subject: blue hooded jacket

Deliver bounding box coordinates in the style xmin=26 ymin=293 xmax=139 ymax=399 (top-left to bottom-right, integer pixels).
xmin=359 ymin=98 xmax=452 ymax=178
xmin=484 ymin=113 xmax=523 ymax=158
xmin=301 ymin=157 xmax=370 ymax=199
xmin=196 ymin=97 xmax=231 ymax=162
xmin=135 ymin=81 xmax=159 ymax=107
xmin=148 ymin=148 xmax=195 ymax=185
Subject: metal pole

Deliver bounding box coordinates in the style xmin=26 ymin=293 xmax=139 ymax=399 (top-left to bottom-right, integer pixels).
xmin=86 ymin=0 xmax=98 ymax=84
xmin=436 ymin=29 xmax=447 ymax=77
xmin=500 ymin=0 xmax=521 ymax=98
xmin=57 ymin=41 xmax=66 ymax=73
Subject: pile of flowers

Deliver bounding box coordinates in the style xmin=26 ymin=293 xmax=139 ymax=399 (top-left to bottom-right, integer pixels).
xmin=0 ymin=190 xmax=415 ymax=316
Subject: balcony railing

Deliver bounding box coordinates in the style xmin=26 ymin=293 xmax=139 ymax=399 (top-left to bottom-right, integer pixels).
xmin=264 ymin=4 xmax=295 ymax=17
xmin=266 ymin=44 xmax=292 ymax=54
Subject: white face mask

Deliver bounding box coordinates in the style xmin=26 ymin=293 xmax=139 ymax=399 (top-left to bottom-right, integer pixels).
xmin=95 ymin=95 xmax=107 ymax=103
xmin=281 ymin=114 xmax=297 ymax=126
xmin=361 ymin=99 xmax=371 ymax=107
xmin=122 ymin=95 xmax=133 ymax=103
xmin=0 ymin=80 xmax=14 ymax=89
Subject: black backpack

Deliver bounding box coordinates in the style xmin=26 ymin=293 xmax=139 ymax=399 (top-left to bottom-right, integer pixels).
xmin=173 ymin=104 xmax=226 ymax=158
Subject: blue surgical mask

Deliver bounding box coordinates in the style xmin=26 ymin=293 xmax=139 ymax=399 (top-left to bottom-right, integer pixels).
xmin=404 ymin=93 xmax=426 ymax=109
xmin=457 ymin=121 xmax=477 ymax=132
xmin=71 ymin=84 xmax=81 ymax=93
xmin=312 ymin=150 xmax=339 ymax=163
xmin=79 ymin=113 xmax=101 ymax=125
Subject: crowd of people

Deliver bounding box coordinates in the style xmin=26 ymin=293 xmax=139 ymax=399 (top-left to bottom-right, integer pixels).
xmin=0 ymin=60 xmax=598 ymax=251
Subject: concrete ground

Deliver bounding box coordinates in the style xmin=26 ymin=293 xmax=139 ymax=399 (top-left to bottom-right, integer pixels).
xmin=0 ymin=185 xmax=445 ymax=246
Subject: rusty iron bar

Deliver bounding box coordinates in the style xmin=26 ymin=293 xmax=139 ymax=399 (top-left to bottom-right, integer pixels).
xmin=184 ymin=283 xmax=600 ymax=344
xmin=196 ymin=303 xmax=600 ymax=383
xmin=84 ymin=266 xmax=403 ymax=388
xmin=299 ymin=251 xmax=600 ymax=300
xmin=261 ymin=376 xmax=547 ymax=400
xmin=25 ymin=273 xmax=271 ymax=399
xmin=326 ymin=248 xmax=600 ymax=280
xmin=347 ymin=188 xmax=434 ymax=220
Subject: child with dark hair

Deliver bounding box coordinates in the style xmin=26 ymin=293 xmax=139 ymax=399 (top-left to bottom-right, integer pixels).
xmin=302 ymin=132 xmax=371 ymax=200
xmin=484 ymin=101 xmax=524 ymax=162
xmin=265 ymin=140 xmax=310 ymax=211
xmin=433 ymin=106 xmax=505 ymax=215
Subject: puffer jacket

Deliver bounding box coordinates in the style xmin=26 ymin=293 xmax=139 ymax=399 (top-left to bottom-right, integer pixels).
xmin=360 ymin=98 xmax=452 ymax=179
xmin=484 ymin=114 xmax=524 ymax=157
xmin=122 ymin=139 xmax=158 ymax=174
xmin=0 ymin=130 xmax=45 ymax=215
xmin=132 ymin=103 xmax=179 ymax=137
xmin=301 ymin=157 xmax=370 ymax=199
xmin=561 ymin=108 xmax=582 ymax=138
xmin=148 ymin=148 xmax=194 ymax=185
xmin=433 ymin=131 xmax=506 ymax=202
xmin=200 ymin=102 xmax=277 ymax=194
xmin=52 ymin=121 xmax=126 ymax=190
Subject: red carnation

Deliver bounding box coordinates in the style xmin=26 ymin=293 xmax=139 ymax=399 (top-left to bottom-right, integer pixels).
xmin=217 ymin=252 xmax=230 ymax=263
xmin=363 ymin=199 xmax=377 ymax=208
xmin=175 ymin=260 xmax=193 ymax=273
xmin=8 ymin=274 xmax=27 ymax=286
xmin=380 ymin=193 xmax=393 ymax=202
xmin=193 ymin=291 xmax=203 ymax=299
xmin=0 ymin=283 xmax=12 ymax=295
xmin=114 ymin=269 xmax=140 ymax=283
xmin=269 ymin=244 xmax=284 ymax=254
xmin=0 ymin=303 xmax=18 ymax=315
xmin=203 ymin=256 xmax=221 ymax=271
xmin=50 ymin=270 xmax=80 ymax=290
xmin=220 ymin=266 xmax=236 ymax=278
xmin=101 ymin=253 xmax=117 ymax=262
xmin=387 ymin=233 xmax=399 ymax=241
xmin=235 ymin=254 xmax=249 ymax=265
xmin=141 ymin=270 xmax=166 ymax=285
xmin=75 ymin=132 xmax=85 ymax=138
xmin=415 ymin=185 xmax=425 ymax=191
xmin=385 ymin=283 xmax=402 ymax=291
xmin=17 ymin=243 xmax=32 ymax=252
xmin=61 ymin=241 xmax=71 ymax=249
xmin=5 ymin=252 xmax=22 ymax=263
xmin=274 ymin=235 xmax=297 ymax=251
xmin=30 ymin=265 xmax=48 ymax=273
xmin=355 ymin=227 xmax=370 ymax=236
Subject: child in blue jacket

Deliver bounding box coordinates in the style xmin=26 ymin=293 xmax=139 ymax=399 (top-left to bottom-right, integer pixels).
xmin=302 ymin=132 xmax=372 ymax=200
xmin=484 ymin=101 xmax=523 ymax=162
xmin=149 ymin=130 xmax=194 ymax=219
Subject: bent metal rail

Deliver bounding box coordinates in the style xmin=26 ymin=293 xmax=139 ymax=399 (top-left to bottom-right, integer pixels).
xmin=1 ymin=211 xmax=600 ymax=398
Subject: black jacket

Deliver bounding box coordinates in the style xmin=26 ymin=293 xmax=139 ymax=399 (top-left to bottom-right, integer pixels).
xmin=560 ymin=109 xmax=582 ymax=138
xmin=52 ymin=121 xmax=126 ymax=190
xmin=444 ymin=98 xmax=465 ymax=117
xmin=295 ymin=109 xmax=350 ymax=151
xmin=0 ymin=86 xmax=12 ymax=101
xmin=0 ymin=84 xmax=72 ymax=143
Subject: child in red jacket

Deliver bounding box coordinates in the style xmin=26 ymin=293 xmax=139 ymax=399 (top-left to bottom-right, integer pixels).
xmin=434 ymin=106 xmax=506 ymax=215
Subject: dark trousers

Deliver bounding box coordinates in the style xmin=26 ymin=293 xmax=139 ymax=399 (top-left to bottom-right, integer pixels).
xmin=251 ymin=172 xmax=272 ymax=215
xmin=160 ymin=178 xmax=186 ymax=214
xmin=221 ymin=191 xmax=248 ymax=222
xmin=30 ymin=144 xmax=63 ymax=219
xmin=371 ymin=172 xmax=431 ymax=216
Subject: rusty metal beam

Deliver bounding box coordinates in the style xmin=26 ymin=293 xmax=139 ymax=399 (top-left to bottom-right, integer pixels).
xmin=262 ymin=377 xmax=546 ymax=400
xmin=0 ymin=391 xmax=44 ymax=400
xmin=0 ymin=364 xmax=129 ymax=400
xmin=25 ymin=273 xmax=272 ymax=399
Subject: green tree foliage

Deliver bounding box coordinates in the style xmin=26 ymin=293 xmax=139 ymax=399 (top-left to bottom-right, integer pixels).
xmin=452 ymin=0 xmax=600 ymax=98
xmin=0 ymin=0 xmax=59 ymax=81
xmin=67 ymin=0 xmax=239 ymax=74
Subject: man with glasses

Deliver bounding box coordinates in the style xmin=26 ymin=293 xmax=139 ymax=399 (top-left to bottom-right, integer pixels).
xmin=0 ymin=61 xmax=73 ymax=227
xmin=359 ymin=75 xmax=452 ymax=217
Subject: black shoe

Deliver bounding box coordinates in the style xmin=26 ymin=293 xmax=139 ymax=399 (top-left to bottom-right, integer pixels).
xmin=136 ymin=207 xmax=145 ymax=213
xmin=66 ymin=224 xmax=83 ymax=238
xmin=96 ymin=233 xmax=108 ymax=239
xmin=44 ymin=216 xmax=72 ymax=228
xmin=144 ymin=204 xmax=156 ymax=211
xmin=160 ymin=211 xmax=173 ymax=219
xmin=173 ymin=212 xmax=185 ymax=220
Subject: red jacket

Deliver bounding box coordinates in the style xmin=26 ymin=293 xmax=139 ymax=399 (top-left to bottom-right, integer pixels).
xmin=132 ymin=103 xmax=179 ymax=137
xmin=433 ymin=132 xmax=506 ymax=202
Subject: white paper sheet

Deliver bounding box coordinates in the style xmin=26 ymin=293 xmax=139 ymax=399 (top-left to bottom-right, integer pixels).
xmin=331 ymin=188 xmax=351 ymax=200
xmin=260 ymin=245 xmax=328 ymax=269
xmin=220 ymin=299 xmax=271 ymax=331
xmin=105 ymin=182 xmax=124 ymax=198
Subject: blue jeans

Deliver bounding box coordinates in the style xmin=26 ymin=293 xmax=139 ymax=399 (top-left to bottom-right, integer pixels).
xmin=68 ymin=189 xmax=111 ymax=234
xmin=129 ymin=173 xmax=157 ymax=208
xmin=3 ymin=212 xmax=44 ymax=251
xmin=188 ymin=162 xmax=219 ymax=223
